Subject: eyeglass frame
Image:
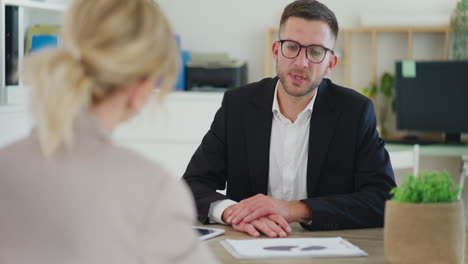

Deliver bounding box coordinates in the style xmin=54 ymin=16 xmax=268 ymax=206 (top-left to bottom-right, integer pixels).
xmin=277 ymin=39 xmax=334 ymax=64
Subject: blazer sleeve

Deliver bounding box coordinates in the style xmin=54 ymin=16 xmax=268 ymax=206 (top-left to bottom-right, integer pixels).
xmin=182 ymin=94 xmax=229 ymax=224
xmin=301 ymin=99 xmax=396 ymax=231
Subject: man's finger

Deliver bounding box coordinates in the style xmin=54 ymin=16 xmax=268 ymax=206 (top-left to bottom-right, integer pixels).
xmin=241 ymin=223 xmax=260 ymax=237
xmin=243 ymin=207 xmax=270 ymax=223
xmin=268 ymin=214 xmax=292 ymax=233
xmin=263 ymin=217 xmax=287 ymax=237
xmin=229 ymin=206 xmax=254 ymax=224
xmin=245 ymin=225 xmax=261 ymax=237
xmin=251 ymin=219 xmax=278 ymax=238
xmin=227 ymin=204 xmax=244 ymax=218
xmin=228 ymin=202 xmax=250 ymax=217
xmin=223 ymin=204 xmax=237 ymax=219
xmin=222 ymin=204 xmax=240 ymax=223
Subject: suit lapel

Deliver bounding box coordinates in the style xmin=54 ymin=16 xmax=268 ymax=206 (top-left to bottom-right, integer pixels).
xmin=245 ymin=78 xmax=277 ymax=195
xmin=306 ymin=79 xmax=341 ymax=197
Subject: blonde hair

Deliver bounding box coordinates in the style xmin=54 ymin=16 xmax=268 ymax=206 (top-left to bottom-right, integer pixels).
xmin=25 ymin=0 xmax=179 ymax=157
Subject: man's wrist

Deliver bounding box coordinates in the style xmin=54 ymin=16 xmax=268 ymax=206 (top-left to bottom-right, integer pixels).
xmin=289 ymin=200 xmax=312 ymax=223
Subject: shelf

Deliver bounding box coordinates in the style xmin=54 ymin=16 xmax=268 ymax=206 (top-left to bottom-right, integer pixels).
xmin=4 ymin=0 xmax=66 ymax=11
xmin=264 ymin=26 xmax=452 ymax=84
xmin=1 ymin=0 xmax=65 ymax=105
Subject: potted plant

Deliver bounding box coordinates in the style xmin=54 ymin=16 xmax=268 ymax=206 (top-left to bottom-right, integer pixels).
xmin=384 ymin=171 xmax=465 ymax=264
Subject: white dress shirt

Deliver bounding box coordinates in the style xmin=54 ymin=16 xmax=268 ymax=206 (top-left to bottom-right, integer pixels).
xmin=208 ymin=81 xmax=316 ymax=224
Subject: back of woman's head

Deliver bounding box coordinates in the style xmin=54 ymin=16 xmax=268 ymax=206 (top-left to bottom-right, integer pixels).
xmin=25 ymin=0 xmax=178 ymax=157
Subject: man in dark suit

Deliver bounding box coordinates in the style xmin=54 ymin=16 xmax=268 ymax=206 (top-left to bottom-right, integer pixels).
xmin=183 ymin=0 xmax=396 ymax=237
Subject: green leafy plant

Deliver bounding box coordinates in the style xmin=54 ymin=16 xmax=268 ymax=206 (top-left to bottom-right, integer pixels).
xmin=390 ymin=171 xmax=462 ymax=203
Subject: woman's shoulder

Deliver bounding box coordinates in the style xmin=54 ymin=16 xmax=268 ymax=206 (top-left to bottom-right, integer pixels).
xmin=0 ymin=132 xmax=41 ymax=165
xmin=109 ymin=145 xmax=196 ymax=213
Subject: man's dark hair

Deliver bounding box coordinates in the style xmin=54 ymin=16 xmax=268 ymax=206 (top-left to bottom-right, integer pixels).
xmin=280 ymin=0 xmax=339 ymax=40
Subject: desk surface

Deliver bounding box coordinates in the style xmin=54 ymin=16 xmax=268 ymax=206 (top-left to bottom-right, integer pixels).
xmin=202 ymin=223 xmax=468 ymax=264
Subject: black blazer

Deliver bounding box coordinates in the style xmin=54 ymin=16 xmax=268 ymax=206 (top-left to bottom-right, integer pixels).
xmin=183 ymin=77 xmax=396 ymax=231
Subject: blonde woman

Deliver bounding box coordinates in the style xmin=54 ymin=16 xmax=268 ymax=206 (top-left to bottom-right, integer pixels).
xmin=0 ymin=0 xmax=218 ymax=263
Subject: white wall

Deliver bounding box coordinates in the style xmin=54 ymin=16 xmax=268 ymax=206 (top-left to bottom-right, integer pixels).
xmin=158 ymin=0 xmax=458 ymax=84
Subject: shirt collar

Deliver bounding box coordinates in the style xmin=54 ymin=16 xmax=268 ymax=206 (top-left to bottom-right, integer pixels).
xmin=272 ymin=80 xmax=317 ymax=119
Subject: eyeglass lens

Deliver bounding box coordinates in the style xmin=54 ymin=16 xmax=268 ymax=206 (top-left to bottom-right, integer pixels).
xmin=281 ymin=40 xmax=326 ymax=63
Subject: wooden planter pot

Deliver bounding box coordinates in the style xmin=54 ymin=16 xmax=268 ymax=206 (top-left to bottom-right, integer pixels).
xmin=384 ymin=200 xmax=465 ymax=264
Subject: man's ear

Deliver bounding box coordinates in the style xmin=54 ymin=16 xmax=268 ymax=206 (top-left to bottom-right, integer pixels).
xmin=272 ymin=41 xmax=280 ymax=61
xmin=324 ymin=53 xmax=339 ymax=76
xmin=127 ymin=78 xmax=153 ymax=112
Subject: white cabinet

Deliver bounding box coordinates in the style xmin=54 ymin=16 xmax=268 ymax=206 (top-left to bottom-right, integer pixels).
xmin=1 ymin=0 xmax=66 ymax=105
xmin=114 ymin=91 xmax=224 ymax=178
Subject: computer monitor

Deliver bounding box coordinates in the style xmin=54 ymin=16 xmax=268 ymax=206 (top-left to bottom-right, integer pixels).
xmin=395 ymin=61 xmax=468 ymax=144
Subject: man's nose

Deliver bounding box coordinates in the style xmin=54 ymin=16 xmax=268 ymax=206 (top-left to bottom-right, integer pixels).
xmin=294 ymin=48 xmax=309 ymax=67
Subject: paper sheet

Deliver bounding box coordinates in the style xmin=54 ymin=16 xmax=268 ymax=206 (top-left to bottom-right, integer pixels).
xmin=221 ymin=237 xmax=368 ymax=259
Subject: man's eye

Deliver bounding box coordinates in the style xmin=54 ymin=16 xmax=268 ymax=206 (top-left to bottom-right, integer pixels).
xmin=309 ymin=48 xmax=324 ymax=56
xmin=286 ymin=44 xmax=298 ymax=51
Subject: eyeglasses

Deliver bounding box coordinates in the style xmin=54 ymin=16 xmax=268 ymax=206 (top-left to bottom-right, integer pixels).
xmin=278 ymin=40 xmax=334 ymax=64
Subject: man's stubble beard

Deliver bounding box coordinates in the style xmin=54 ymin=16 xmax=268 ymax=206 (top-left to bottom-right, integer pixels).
xmin=276 ymin=65 xmax=326 ymax=98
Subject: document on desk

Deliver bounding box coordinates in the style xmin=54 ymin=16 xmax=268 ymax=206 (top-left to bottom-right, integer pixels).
xmin=221 ymin=237 xmax=368 ymax=259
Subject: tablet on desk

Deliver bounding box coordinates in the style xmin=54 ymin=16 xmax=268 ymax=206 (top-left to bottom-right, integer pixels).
xmin=194 ymin=226 xmax=225 ymax=241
